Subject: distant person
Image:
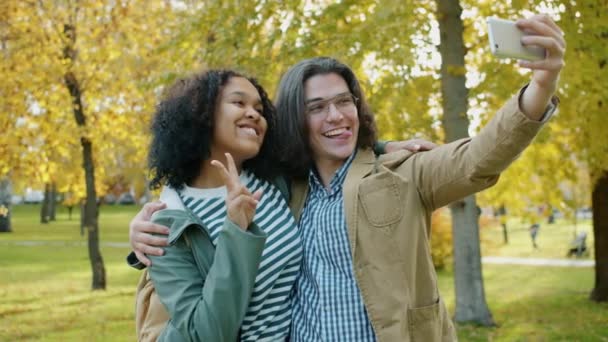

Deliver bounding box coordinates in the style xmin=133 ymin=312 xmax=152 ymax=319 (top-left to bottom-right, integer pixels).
xmin=497 ymin=205 xmax=509 ymax=244
xmin=529 ymin=223 xmax=540 ymax=249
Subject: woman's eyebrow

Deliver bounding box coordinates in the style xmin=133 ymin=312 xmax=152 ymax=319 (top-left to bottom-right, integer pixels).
xmin=227 ymin=91 xmax=262 ymax=104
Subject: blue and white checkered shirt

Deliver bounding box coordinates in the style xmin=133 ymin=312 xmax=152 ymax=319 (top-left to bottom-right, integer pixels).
xmin=291 ymin=152 xmax=376 ymax=341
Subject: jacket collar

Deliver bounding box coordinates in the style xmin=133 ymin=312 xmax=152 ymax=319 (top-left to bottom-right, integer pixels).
xmin=290 ymin=148 xmax=416 ymax=222
xmin=159 ymin=186 xmax=186 ymax=210
xmin=156 ymin=185 xmax=209 ymax=244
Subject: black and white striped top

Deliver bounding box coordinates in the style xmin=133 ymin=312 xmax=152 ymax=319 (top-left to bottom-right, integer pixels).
xmin=180 ymin=171 xmax=301 ymax=341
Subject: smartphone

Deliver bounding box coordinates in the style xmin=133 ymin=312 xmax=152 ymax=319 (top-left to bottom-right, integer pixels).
xmin=486 ymin=17 xmax=545 ymax=61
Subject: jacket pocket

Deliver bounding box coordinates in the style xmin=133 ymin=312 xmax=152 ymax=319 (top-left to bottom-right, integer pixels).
xmin=358 ymin=171 xmax=405 ymax=228
xmin=407 ymin=298 xmax=442 ymax=342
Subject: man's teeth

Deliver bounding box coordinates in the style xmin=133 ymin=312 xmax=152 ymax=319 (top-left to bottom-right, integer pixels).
xmin=323 ymin=128 xmax=347 ymax=137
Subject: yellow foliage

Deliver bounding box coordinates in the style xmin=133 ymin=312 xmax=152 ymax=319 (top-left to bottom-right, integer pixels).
xmin=430 ymin=209 xmax=453 ymax=270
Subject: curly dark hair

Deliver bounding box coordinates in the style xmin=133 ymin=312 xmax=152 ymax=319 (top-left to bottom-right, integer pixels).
xmin=274 ymin=57 xmax=377 ymax=179
xmin=148 ymin=69 xmax=279 ymax=190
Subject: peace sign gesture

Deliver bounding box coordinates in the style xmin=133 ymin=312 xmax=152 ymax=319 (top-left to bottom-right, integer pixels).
xmin=211 ymin=153 xmax=263 ymax=230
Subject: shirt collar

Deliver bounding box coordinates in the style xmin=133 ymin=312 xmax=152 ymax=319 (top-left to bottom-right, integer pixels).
xmin=308 ymin=151 xmax=357 ymax=195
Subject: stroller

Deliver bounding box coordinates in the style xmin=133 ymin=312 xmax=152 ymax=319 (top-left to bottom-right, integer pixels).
xmin=567 ymin=231 xmax=588 ymax=257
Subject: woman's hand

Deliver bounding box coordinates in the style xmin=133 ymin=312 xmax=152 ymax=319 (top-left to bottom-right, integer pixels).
xmin=517 ymin=14 xmax=566 ymax=119
xmin=129 ymin=201 xmax=170 ymax=266
xmin=385 ymin=139 xmax=438 ymax=153
xmin=211 ymin=153 xmax=262 ymax=230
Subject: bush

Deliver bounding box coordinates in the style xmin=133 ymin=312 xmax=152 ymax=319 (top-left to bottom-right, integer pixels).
xmin=430 ymin=208 xmax=453 ymax=270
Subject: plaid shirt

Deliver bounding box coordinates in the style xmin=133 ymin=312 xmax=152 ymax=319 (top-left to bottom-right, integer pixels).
xmin=290 ymin=152 xmax=376 ymax=341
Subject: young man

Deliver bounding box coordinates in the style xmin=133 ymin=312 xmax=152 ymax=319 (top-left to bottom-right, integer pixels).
xmin=130 ymin=14 xmax=564 ymax=342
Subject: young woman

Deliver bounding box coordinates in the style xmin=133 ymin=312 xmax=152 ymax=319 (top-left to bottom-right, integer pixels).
xmin=142 ymin=69 xmax=301 ymax=341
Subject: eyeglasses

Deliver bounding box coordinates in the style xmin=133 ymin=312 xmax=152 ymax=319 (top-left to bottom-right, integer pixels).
xmin=305 ymin=93 xmax=358 ymax=116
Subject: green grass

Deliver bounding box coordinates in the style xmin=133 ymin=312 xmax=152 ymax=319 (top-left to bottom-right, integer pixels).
xmin=1 ymin=205 xmax=606 ymax=341
xmin=0 ymin=204 xmax=140 ymax=341
xmin=481 ymin=217 xmax=595 ymax=259
xmin=5 ymin=204 xmax=136 ymax=242
xmin=438 ymin=267 xmax=607 ymax=341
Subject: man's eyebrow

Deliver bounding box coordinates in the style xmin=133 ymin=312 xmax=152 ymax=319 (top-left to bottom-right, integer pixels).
xmin=305 ymin=91 xmax=350 ymax=104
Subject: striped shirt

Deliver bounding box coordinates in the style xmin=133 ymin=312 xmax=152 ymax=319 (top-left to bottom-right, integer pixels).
xmin=291 ymin=152 xmax=376 ymax=341
xmin=180 ymin=171 xmax=302 ymax=341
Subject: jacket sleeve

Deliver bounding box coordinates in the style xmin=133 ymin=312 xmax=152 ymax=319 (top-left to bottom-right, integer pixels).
xmin=148 ymin=216 xmax=267 ymax=342
xmin=410 ymin=90 xmax=556 ymax=211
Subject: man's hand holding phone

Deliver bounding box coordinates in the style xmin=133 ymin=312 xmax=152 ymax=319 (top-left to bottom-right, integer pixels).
xmin=488 ymin=14 xmax=565 ymax=120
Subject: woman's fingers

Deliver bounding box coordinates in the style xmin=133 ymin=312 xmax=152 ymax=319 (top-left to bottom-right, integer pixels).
xmin=231 ymin=194 xmax=259 ymax=210
xmin=224 ymin=153 xmax=239 ymax=179
xmin=252 ymin=189 xmax=263 ymax=202
xmin=211 ymin=153 xmax=243 ymax=193
xmin=210 ymin=159 xmax=236 ymax=190
xmin=211 ymin=153 xmax=260 ymax=229
xmin=227 ymin=193 xmax=259 ymax=229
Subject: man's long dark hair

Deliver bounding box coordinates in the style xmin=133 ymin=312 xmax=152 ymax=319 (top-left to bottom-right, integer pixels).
xmin=274 ymin=57 xmax=377 ymax=179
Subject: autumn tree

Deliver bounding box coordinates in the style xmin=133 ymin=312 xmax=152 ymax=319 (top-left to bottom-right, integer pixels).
xmin=435 ymin=0 xmax=495 ymax=325
xmin=4 ymin=0 xmax=174 ymax=289
xmin=471 ymin=0 xmax=608 ymax=302
xmin=557 ymin=0 xmax=608 ymax=302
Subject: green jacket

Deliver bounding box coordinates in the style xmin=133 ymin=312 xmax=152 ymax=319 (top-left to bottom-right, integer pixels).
xmin=139 ymin=176 xmax=292 ymax=342
xmin=147 ymin=191 xmax=267 ymax=342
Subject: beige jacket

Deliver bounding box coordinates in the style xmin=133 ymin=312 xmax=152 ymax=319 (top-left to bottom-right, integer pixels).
xmin=289 ymin=93 xmax=554 ymax=342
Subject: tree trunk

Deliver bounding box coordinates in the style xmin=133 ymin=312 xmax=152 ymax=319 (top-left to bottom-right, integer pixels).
xmin=502 ymin=224 xmax=508 ymax=244
xmin=0 ymin=178 xmax=12 ymax=233
xmin=590 ymin=170 xmax=608 ymax=302
xmin=436 ymin=0 xmax=494 ymax=325
xmin=80 ymin=201 xmax=85 ymax=236
xmin=64 ymin=23 xmax=105 ymax=290
xmin=49 ymin=182 xmax=57 ymax=221
xmin=40 ymin=183 xmax=51 ymax=224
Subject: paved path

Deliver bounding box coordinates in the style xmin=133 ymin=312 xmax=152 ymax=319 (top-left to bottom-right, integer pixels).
xmin=0 ymin=240 xmax=130 ymax=248
xmin=0 ymin=240 xmax=596 ymax=267
xmin=481 ymin=256 xmax=594 ymax=267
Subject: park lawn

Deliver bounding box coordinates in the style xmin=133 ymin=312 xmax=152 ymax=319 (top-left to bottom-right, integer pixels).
xmin=1 ymin=205 xmax=606 ymax=341
xmin=4 ymin=204 xmax=135 ymax=242
xmin=480 ymin=216 xmax=595 ymax=259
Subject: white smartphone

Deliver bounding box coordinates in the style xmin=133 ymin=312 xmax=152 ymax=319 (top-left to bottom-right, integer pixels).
xmin=486 ymin=17 xmax=545 ymax=61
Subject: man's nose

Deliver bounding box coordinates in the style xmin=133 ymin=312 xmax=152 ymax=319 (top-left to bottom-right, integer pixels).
xmin=325 ymin=103 xmax=343 ymax=121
